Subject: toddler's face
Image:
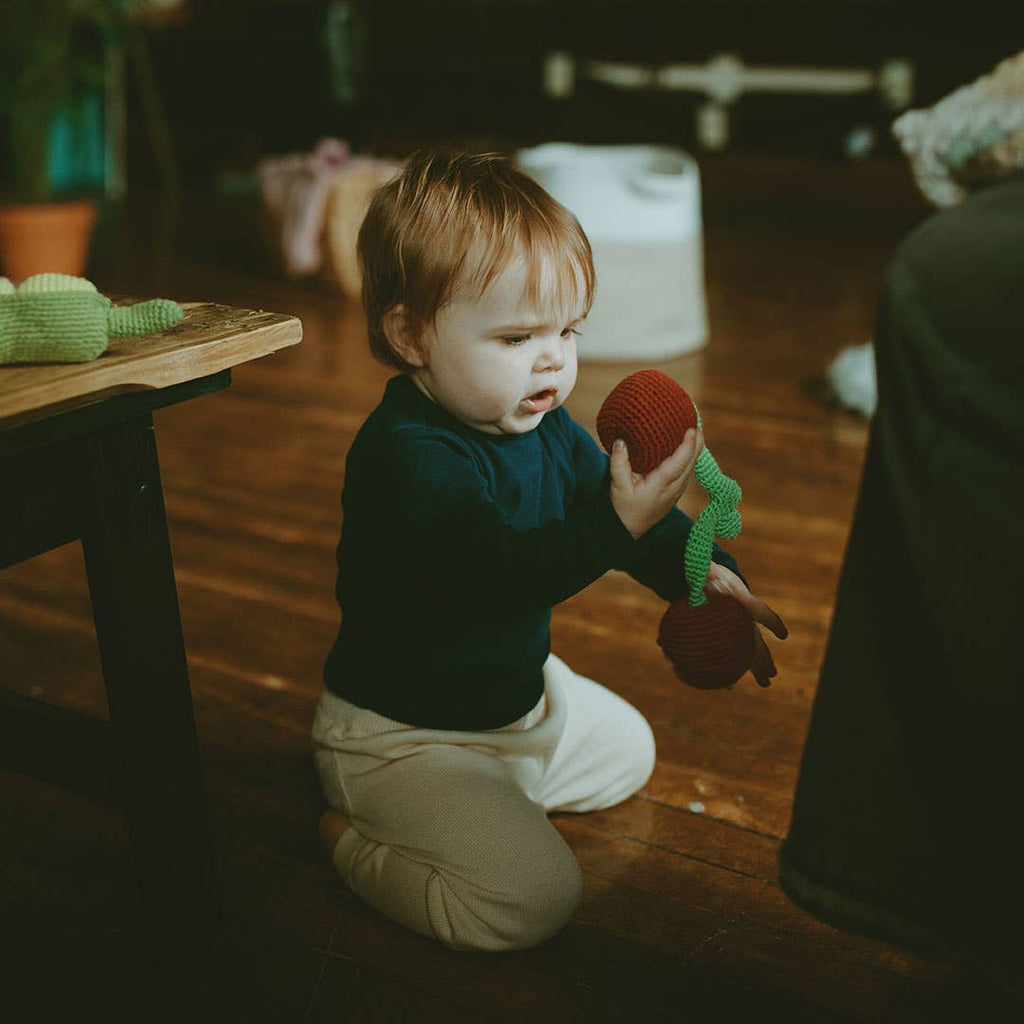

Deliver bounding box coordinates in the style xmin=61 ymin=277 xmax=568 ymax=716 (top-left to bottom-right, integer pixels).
xmin=409 ymin=255 xmax=583 ymax=435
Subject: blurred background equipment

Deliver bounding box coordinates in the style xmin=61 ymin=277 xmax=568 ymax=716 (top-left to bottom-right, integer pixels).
xmin=542 ymin=51 xmax=916 ymax=153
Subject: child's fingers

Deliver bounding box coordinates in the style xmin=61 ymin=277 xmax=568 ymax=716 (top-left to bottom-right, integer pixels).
xmin=751 ymin=627 xmax=775 ymax=687
xmin=650 ymin=429 xmax=702 ymax=486
xmin=609 ymin=438 xmax=633 ymax=483
xmin=709 ymin=568 xmax=789 ymax=641
xmin=751 ymin=599 xmax=788 ymax=640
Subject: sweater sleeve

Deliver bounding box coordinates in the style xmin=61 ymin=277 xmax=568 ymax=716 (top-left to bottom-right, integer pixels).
xmin=386 ymin=429 xmax=638 ymax=610
xmin=568 ymin=419 xmax=746 ymax=602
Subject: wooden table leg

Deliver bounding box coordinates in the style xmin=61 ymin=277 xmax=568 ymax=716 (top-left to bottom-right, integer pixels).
xmin=78 ymin=411 xmax=222 ymax=969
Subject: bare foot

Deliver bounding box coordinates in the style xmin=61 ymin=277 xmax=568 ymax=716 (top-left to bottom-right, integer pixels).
xmin=318 ymin=810 xmax=350 ymax=858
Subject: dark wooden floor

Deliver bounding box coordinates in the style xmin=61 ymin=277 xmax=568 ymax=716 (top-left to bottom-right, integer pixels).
xmin=2 ymin=156 xmax=1015 ymax=1022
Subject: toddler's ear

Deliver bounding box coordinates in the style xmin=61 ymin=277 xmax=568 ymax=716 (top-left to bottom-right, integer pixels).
xmin=382 ymin=305 xmax=426 ymax=367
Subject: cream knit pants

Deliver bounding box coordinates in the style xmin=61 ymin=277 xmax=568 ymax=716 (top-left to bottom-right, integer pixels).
xmin=311 ymin=653 xmax=656 ymax=952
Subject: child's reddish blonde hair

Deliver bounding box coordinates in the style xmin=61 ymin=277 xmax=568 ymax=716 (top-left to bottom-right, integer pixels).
xmin=357 ymin=150 xmax=595 ymax=371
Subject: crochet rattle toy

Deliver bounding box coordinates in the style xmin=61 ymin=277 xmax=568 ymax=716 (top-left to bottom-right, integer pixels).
xmin=0 ymin=273 xmax=184 ymax=365
xmin=597 ymin=369 xmax=755 ymax=689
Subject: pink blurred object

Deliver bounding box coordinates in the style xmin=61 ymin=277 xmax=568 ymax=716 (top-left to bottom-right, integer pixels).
xmin=257 ymin=139 xmax=401 ymax=292
xmin=258 ymin=138 xmax=351 ymax=277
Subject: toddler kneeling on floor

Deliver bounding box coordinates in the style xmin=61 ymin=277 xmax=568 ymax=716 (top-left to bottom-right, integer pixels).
xmin=312 ymin=150 xmax=781 ymax=951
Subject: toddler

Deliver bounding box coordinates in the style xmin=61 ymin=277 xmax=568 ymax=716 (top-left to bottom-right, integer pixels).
xmin=313 ymin=150 xmax=785 ymax=952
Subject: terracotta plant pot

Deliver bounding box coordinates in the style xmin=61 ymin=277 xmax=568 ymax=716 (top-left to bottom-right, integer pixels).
xmin=0 ymin=198 xmax=97 ymax=283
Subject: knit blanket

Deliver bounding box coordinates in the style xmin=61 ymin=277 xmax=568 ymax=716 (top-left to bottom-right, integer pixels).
xmin=893 ymin=49 xmax=1024 ymax=208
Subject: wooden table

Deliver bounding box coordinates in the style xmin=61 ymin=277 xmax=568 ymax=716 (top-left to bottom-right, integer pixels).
xmin=0 ymin=301 xmax=302 ymax=971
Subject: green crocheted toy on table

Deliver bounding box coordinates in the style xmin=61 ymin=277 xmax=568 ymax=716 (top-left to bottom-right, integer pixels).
xmin=0 ymin=273 xmax=184 ymax=365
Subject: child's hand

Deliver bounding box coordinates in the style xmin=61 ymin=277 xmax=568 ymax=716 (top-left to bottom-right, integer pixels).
xmin=610 ymin=428 xmax=703 ymax=539
xmin=705 ymin=562 xmax=789 ymax=687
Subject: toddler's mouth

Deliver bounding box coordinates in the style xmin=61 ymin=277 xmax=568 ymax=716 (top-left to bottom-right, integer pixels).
xmin=522 ymin=387 xmax=557 ymax=413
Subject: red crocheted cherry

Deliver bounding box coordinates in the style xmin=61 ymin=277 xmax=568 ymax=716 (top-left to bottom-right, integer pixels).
xmin=596 ymin=369 xmax=698 ymax=475
xmin=657 ymin=593 xmax=755 ymax=689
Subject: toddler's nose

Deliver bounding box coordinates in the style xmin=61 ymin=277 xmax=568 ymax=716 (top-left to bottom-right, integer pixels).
xmin=536 ymin=334 xmax=565 ymax=371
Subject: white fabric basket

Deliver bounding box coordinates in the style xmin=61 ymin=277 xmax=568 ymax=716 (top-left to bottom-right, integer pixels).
xmin=517 ymin=143 xmax=709 ymax=360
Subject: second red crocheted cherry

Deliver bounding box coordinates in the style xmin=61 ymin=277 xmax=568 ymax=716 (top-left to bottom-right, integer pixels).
xmin=657 ymin=592 xmax=755 ymax=690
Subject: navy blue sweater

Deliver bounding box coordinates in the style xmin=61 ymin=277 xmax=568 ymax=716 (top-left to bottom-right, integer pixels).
xmin=324 ymin=374 xmax=743 ymax=729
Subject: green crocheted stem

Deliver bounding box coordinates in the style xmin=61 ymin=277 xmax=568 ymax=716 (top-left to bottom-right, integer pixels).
xmin=107 ymin=299 xmax=183 ymax=337
xmin=684 ymin=416 xmax=743 ymax=607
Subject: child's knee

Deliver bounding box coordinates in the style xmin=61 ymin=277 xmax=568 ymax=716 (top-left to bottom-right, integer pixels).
xmin=630 ymin=712 xmax=657 ymax=793
xmin=435 ymin=844 xmax=583 ymax=952
xmin=604 ymin=708 xmax=657 ymax=806
xmin=505 ymin=849 xmax=583 ymax=949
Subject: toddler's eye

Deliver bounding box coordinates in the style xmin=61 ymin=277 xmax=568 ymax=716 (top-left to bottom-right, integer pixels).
xmin=561 ymin=326 xmax=582 ymax=338
xmin=502 ymin=335 xmax=529 ymax=346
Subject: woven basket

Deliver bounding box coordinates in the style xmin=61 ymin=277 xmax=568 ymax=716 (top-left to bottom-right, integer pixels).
xmin=321 ymin=160 xmax=402 ymax=296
